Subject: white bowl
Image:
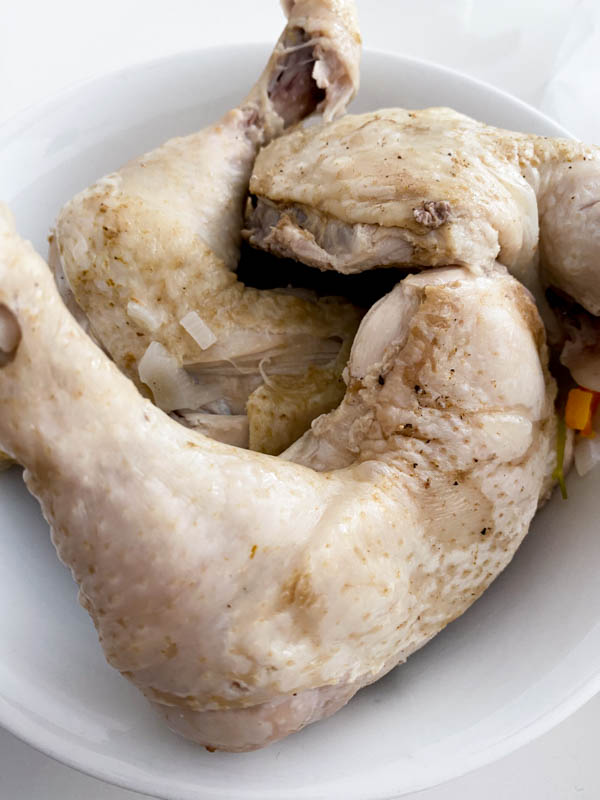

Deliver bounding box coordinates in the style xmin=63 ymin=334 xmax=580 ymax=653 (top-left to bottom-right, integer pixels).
xmin=1 ymin=44 xmax=599 ymax=800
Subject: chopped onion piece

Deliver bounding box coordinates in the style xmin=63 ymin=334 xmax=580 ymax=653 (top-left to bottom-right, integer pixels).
xmin=189 ymin=331 xmax=342 ymax=375
xmin=180 ymin=311 xmax=217 ymax=350
xmin=138 ymin=341 xmax=221 ymax=411
xmin=201 ymin=398 xmax=232 ymax=415
xmin=177 ymin=411 xmax=249 ymax=449
xmin=127 ymin=301 xmax=163 ymax=333
xmin=574 ymin=435 xmax=600 ymax=476
xmin=69 ymin=230 xmax=89 ymax=263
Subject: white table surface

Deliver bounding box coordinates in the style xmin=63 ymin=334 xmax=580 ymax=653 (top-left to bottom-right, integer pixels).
xmin=2 ymin=1 xmax=599 ymax=798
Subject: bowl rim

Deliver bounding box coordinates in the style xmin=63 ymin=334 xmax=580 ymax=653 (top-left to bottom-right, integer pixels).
xmin=0 ymin=42 xmax=595 ymax=800
xmin=0 ymin=42 xmax=574 ymax=145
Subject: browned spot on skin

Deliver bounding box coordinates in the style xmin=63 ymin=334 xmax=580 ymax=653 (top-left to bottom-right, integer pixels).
xmin=117 ymin=617 xmax=126 ymax=628
xmin=207 ymin=694 xmax=234 ymax=708
xmin=250 ymin=544 xmax=258 ymax=560
xmin=102 ymin=226 xmax=118 ymax=241
xmin=205 ymin=745 xmax=217 ymax=753
xmin=162 ymin=640 xmax=178 ymax=659
xmin=349 ymin=624 xmax=383 ymax=640
xmin=149 ymin=688 xmax=200 ymax=710
xmin=505 ymin=281 xmax=547 ymax=351
xmin=281 ymin=570 xmax=318 ymax=609
xmin=88 ymin=565 xmax=95 ymax=575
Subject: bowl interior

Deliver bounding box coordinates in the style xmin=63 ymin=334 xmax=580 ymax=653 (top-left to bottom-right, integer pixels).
xmin=0 ymin=45 xmax=599 ymax=800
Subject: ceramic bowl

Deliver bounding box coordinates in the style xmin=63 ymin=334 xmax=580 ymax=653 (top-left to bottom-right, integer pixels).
xmin=1 ymin=44 xmax=598 ymax=800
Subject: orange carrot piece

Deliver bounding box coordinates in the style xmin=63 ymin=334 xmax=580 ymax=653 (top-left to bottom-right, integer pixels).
xmin=565 ymin=388 xmax=595 ymax=432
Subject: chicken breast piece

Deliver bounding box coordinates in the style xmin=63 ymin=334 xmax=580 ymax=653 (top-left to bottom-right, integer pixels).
xmin=51 ymin=0 xmax=362 ymax=455
xmin=0 ymin=208 xmax=556 ymax=751
xmin=245 ymin=106 xmax=600 ymax=315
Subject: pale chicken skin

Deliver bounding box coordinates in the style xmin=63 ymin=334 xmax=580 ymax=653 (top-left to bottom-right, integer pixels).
xmin=245 ymin=106 xmax=600 ymax=316
xmin=0 ymin=208 xmax=556 ymax=751
xmin=51 ymin=0 xmax=362 ymax=456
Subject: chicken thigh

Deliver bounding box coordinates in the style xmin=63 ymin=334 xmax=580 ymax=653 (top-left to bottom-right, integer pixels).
xmin=0 ymin=208 xmax=556 ymax=750
xmin=51 ymin=0 xmax=362 ymax=455
xmin=245 ymin=106 xmax=600 ymax=316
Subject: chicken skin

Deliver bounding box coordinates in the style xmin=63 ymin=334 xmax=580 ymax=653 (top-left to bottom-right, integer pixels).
xmin=0 ymin=207 xmax=555 ymax=750
xmin=51 ymin=0 xmax=362 ymax=455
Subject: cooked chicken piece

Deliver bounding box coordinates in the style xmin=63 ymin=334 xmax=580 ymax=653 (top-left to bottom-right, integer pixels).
xmin=1 ymin=208 xmax=556 ymax=751
xmin=245 ymin=106 xmax=600 ymax=316
xmin=51 ymin=0 xmax=361 ymax=455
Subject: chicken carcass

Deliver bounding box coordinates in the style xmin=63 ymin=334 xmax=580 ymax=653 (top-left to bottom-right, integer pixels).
xmin=0 ymin=207 xmax=556 ymax=751
xmin=245 ymin=106 xmax=600 ymax=317
xmin=51 ymin=0 xmax=362 ymax=455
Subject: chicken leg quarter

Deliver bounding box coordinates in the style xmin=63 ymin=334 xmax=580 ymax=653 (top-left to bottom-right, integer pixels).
xmin=0 ymin=208 xmax=556 ymax=750
xmin=245 ymin=106 xmax=600 ymax=316
xmin=51 ymin=0 xmax=362 ymax=456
